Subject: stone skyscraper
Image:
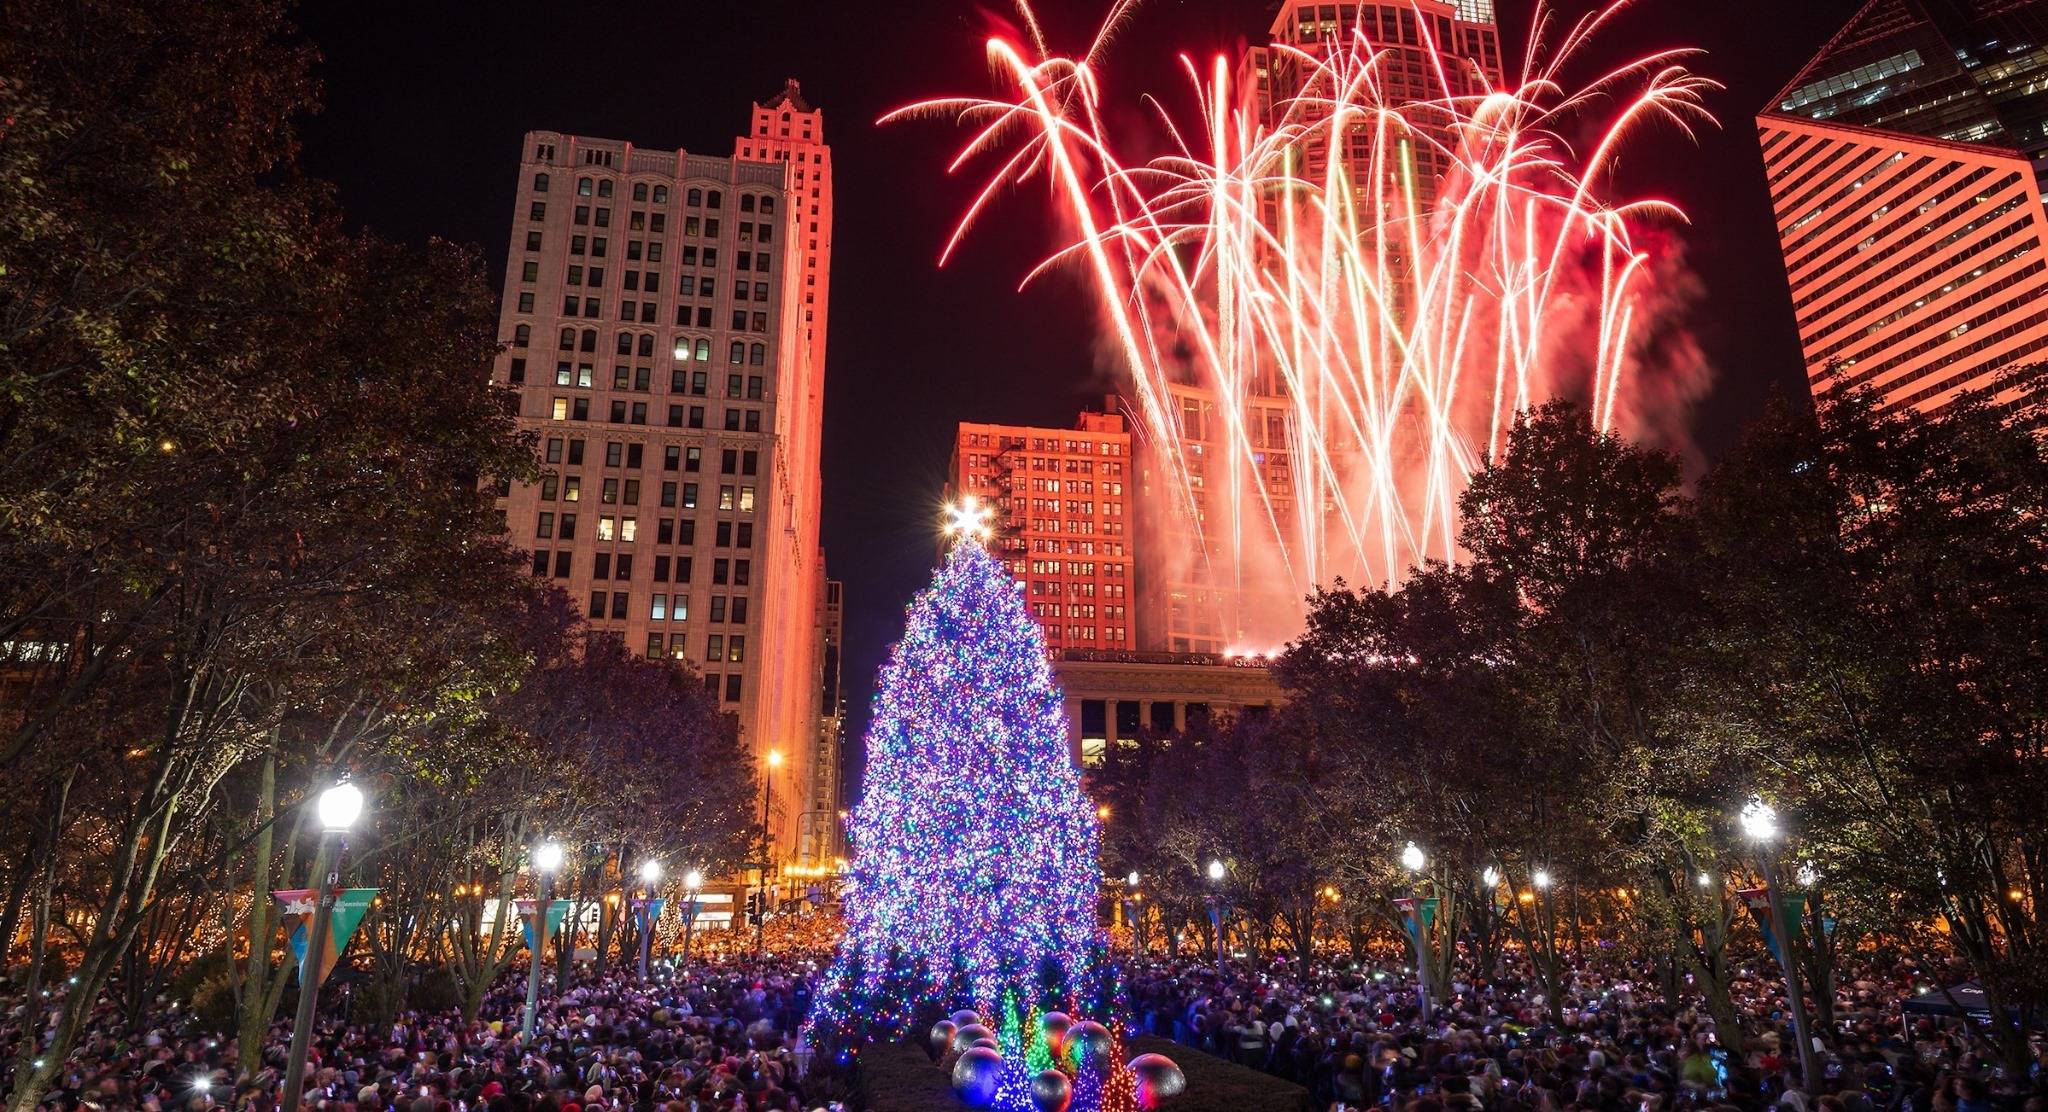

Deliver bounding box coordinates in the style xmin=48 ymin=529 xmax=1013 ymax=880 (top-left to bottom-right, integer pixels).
xmin=489 ymin=82 xmax=833 ymax=862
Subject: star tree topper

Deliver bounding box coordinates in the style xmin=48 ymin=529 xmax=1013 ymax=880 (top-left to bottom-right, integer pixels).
xmin=943 ymin=494 xmax=994 ymax=543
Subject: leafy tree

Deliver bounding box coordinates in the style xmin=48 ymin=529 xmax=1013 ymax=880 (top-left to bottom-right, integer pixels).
xmin=1694 ymin=379 xmax=2048 ymax=1069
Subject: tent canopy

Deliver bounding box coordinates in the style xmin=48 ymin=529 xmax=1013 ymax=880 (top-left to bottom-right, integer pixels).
xmin=1901 ymin=982 xmax=1992 ymax=1020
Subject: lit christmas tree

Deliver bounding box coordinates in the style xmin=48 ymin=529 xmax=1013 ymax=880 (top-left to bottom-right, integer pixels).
xmin=807 ymin=497 xmax=1110 ymax=1050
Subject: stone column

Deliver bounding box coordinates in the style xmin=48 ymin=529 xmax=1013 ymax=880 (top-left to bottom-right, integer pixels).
xmin=1065 ymin=696 xmax=1083 ymax=766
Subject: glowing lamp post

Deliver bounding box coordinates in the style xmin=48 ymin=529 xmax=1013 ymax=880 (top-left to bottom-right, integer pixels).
xmin=1205 ymin=859 xmax=1228 ymax=975
xmin=521 ymin=840 xmax=565 ymax=1042
xmin=1121 ymin=871 xmax=1144 ymax=956
xmin=281 ymin=781 xmax=364 ymax=1112
xmin=1399 ymin=841 xmax=1434 ymax=1021
xmin=757 ymin=750 xmax=783 ymax=954
xmin=636 ymin=859 xmax=662 ymax=979
xmin=679 ymin=868 xmax=704 ymax=967
xmin=1740 ymin=798 xmax=1822 ymax=1091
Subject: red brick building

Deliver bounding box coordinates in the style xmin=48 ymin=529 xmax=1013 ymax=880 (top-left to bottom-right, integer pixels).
xmin=950 ymin=413 xmax=1136 ymax=652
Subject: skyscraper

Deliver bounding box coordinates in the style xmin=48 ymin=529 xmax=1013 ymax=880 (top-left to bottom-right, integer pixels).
xmin=1759 ymin=0 xmax=2048 ymax=413
xmin=490 ymin=82 xmax=832 ymax=861
xmin=1240 ymin=0 xmax=1503 ymax=206
xmin=804 ymin=578 xmax=845 ymax=870
xmin=949 ymin=413 xmax=1137 ymax=652
xmin=1139 ymin=0 xmax=1505 ymax=655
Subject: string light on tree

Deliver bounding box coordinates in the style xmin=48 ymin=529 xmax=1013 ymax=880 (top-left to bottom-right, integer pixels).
xmin=803 ymin=523 xmax=1162 ymax=1109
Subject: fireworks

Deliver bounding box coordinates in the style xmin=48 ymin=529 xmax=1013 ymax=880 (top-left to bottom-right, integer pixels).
xmin=891 ymin=0 xmax=1716 ymax=644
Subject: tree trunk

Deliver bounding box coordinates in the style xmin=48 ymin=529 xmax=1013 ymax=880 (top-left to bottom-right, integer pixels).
xmin=236 ymin=751 xmax=280 ymax=1082
xmin=0 ymin=849 xmax=33 ymax=972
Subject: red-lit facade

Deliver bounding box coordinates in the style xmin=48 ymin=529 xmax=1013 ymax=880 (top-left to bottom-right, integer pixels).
xmin=1760 ymin=118 xmax=2048 ymax=412
xmin=489 ymin=82 xmax=832 ymax=862
xmin=1759 ymin=0 xmax=2048 ymax=413
xmin=950 ymin=414 xmax=1136 ymax=652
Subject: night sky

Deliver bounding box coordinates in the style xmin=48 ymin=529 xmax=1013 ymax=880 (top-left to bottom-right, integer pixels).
xmin=294 ymin=0 xmax=1860 ymax=760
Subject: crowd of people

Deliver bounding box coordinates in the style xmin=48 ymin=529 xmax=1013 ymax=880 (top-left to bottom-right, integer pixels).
xmin=1 ymin=941 xmax=2038 ymax=1111
xmin=2 ymin=957 xmax=830 ymax=1112
xmin=1126 ymin=949 xmax=2045 ymax=1112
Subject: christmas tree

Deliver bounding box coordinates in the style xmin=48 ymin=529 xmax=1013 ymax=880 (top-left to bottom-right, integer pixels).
xmin=808 ymin=499 xmax=1108 ymax=1050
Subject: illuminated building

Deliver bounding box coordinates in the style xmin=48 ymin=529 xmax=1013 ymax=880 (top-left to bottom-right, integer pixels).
xmin=801 ymin=578 xmax=845 ymax=870
xmin=1759 ymin=0 xmax=2048 ymax=413
xmin=489 ymin=81 xmax=832 ymax=860
xmin=1240 ymin=0 xmax=1503 ymax=206
xmin=1054 ymin=650 xmax=1284 ymax=767
xmin=948 ymin=413 xmax=1136 ymax=652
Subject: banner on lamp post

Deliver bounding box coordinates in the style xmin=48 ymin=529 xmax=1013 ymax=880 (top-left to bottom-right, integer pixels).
xmin=514 ymin=898 xmax=571 ymax=952
xmin=1737 ymin=887 xmax=1805 ymax=964
xmin=629 ymin=897 xmax=665 ymax=934
xmin=273 ymin=888 xmax=380 ymax=987
xmin=1392 ymin=896 xmax=1439 ymax=942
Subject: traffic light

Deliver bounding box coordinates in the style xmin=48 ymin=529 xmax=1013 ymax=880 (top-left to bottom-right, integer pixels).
xmin=744 ymin=891 xmax=763 ymax=925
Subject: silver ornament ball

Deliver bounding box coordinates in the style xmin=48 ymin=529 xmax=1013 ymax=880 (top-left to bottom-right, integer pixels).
xmin=1039 ymin=1011 xmax=1075 ymax=1056
xmin=1031 ymin=1066 xmax=1074 ymax=1112
xmin=951 ymin=1046 xmax=1006 ymax=1107
xmin=1062 ymin=1020 xmax=1115 ymax=1073
xmin=1128 ymin=1052 xmax=1187 ymax=1109
xmin=929 ymin=1019 xmax=959 ymax=1055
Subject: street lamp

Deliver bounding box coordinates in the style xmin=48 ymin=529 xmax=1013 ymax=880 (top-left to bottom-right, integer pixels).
xmin=636 ymin=859 xmax=662 ymax=980
xmin=679 ymin=868 xmax=704 ymax=967
xmin=1482 ymin=866 xmax=1500 ymax=888
xmin=758 ymin=750 xmax=783 ymax=954
xmin=1740 ymin=798 xmax=1822 ymax=1093
xmin=1120 ymin=871 xmax=1144 ymax=956
xmin=521 ymin=840 xmax=565 ymax=1043
xmin=281 ymin=781 xmax=365 ymax=1112
xmin=1204 ymin=859 xmax=1227 ymax=975
xmin=1399 ymin=841 xmax=1433 ymax=1020
xmin=1532 ymin=868 xmax=1554 ymax=890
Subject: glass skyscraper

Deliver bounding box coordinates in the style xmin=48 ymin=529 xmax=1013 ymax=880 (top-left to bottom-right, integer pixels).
xmin=1759 ymin=0 xmax=2048 ymax=414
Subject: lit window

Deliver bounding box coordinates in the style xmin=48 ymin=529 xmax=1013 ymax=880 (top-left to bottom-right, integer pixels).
xmin=598 ymin=516 xmax=616 ymax=541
